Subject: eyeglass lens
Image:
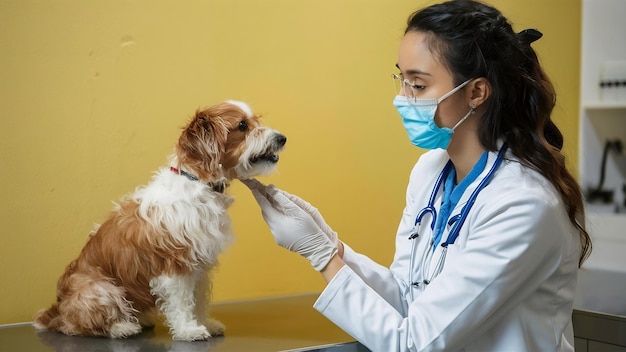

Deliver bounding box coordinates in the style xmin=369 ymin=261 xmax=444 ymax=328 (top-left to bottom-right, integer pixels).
xmin=391 ymin=73 xmax=415 ymax=99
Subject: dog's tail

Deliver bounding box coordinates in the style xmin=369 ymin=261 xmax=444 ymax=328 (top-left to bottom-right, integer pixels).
xmin=32 ymin=264 xmax=143 ymax=338
xmin=33 ymin=260 xmax=76 ymax=331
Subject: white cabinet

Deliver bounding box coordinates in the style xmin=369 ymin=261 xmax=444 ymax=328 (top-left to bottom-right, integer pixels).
xmin=573 ymin=3 xmax=626 ymax=350
xmin=574 ymin=0 xmax=626 ymax=328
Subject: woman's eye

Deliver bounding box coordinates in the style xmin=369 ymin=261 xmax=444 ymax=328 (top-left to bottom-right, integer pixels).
xmin=238 ymin=120 xmax=248 ymax=132
xmin=409 ymin=84 xmax=426 ymax=90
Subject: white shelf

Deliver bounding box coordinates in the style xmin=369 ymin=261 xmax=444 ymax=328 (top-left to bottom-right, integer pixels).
xmin=583 ymin=101 xmax=626 ymax=110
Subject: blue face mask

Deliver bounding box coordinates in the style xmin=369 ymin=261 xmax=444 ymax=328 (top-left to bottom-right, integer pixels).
xmin=393 ymin=79 xmax=473 ymax=150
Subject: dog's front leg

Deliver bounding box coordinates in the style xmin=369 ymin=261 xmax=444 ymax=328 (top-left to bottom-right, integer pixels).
xmin=150 ymin=274 xmax=210 ymax=341
xmin=194 ymin=273 xmax=225 ymax=336
xmin=193 ymin=273 xmax=210 ymax=327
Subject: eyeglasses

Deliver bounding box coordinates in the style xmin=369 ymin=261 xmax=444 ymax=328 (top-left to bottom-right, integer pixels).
xmin=391 ymin=73 xmax=419 ymax=101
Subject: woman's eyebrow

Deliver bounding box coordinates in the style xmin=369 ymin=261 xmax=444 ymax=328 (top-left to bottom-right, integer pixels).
xmin=395 ymin=63 xmax=431 ymax=76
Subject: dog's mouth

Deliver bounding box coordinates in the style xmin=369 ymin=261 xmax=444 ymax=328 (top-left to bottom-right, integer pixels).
xmin=250 ymin=152 xmax=280 ymax=164
xmin=249 ymin=134 xmax=286 ymax=164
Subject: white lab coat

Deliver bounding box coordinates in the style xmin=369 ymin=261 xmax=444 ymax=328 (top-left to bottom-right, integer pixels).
xmin=313 ymin=147 xmax=580 ymax=352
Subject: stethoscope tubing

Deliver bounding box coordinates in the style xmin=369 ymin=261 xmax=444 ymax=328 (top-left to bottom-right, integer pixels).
xmin=409 ymin=161 xmax=454 ymax=240
xmin=441 ymin=144 xmax=508 ymax=248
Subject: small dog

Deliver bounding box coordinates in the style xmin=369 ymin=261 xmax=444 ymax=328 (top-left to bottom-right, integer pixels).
xmin=33 ymin=100 xmax=286 ymax=341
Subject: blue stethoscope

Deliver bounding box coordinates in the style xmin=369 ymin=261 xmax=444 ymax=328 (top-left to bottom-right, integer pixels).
xmin=408 ymin=143 xmax=508 ymax=291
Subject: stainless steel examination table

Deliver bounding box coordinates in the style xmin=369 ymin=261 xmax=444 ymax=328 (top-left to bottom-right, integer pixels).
xmin=0 ymin=294 xmax=370 ymax=352
xmin=3 ymin=292 xmax=625 ymax=352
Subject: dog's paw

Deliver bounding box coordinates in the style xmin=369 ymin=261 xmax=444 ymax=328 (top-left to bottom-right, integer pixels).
xmin=138 ymin=311 xmax=157 ymax=329
xmin=206 ymin=318 xmax=225 ymax=336
xmin=109 ymin=321 xmax=142 ymax=339
xmin=172 ymin=325 xmax=210 ymax=341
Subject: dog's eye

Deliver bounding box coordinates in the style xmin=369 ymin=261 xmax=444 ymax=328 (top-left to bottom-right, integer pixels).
xmin=238 ymin=120 xmax=248 ymax=132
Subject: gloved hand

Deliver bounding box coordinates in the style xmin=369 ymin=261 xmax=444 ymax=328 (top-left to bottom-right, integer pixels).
xmin=243 ymin=178 xmax=339 ymax=244
xmin=241 ymin=179 xmax=338 ymax=271
xmin=277 ymin=189 xmax=339 ymax=246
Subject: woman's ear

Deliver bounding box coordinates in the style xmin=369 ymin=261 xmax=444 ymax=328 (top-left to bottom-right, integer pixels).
xmin=468 ymin=77 xmax=491 ymax=108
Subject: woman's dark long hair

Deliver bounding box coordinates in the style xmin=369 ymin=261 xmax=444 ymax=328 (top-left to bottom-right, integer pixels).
xmin=405 ymin=0 xmax=591 ymax=266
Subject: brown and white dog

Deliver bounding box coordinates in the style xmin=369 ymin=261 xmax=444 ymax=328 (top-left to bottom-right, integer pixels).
xmin=33 ymin=100 xmax=286 ymax=341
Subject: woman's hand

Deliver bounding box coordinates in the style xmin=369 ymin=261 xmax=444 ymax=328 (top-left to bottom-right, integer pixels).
xmin=241 ymin=178 xmax=338 ymax=271
xmin=275 ymin=187 xmax=339 ymax=246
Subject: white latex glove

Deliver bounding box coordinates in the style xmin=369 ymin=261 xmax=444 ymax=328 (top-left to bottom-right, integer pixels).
xmin=243 ymin=179 xmax=339 ymax=244
xmin=241 ymin=179 xmax=338 ymax=271
xmin=277 ymin=189 xmax=339 ymax=246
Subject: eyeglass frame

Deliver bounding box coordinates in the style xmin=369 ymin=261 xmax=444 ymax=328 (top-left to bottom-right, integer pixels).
xmin=391 ymin=73 xmax=423 ymax=101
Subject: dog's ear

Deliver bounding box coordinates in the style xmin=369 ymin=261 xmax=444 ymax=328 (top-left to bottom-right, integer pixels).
xmin=176 ymin=110 xmax=228 ymax=181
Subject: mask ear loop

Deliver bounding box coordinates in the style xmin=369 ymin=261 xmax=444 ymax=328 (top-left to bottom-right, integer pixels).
xmin=436 ymin=79 xmax=473 ymax=103
xmin=451 ymin=104 xmax=476 ymax=131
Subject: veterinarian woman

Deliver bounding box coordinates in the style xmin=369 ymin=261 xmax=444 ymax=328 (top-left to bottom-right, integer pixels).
xmin=243 ymin=1 xmax=591 ymax=351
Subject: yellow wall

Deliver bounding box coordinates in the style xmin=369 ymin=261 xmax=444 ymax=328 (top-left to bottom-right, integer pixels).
xmin=0 ymin=0 xmax=580 ymax=324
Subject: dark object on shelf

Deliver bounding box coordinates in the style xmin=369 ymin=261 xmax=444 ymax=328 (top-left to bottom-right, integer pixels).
xmin=587 ymin=139 xmax=623 ymax=203
xmin=599 ymin=80 xmax=626 ymax=88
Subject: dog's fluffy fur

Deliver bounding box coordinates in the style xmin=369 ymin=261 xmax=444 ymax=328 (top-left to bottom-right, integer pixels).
xmin=33 ymin=100 xmax=286 ymax=341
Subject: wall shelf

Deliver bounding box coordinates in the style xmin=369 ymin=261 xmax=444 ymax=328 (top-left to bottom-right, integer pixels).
xmin=582 ymin=102 xmax=626 ymax=110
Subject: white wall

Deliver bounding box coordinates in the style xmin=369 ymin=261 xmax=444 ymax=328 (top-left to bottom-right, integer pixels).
xmin=580 ymin=0 xmax=626 ymax=213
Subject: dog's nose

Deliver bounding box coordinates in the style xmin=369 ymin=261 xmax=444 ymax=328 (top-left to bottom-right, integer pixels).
xmin=275 ymin=134 xmax=287 ymax=147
